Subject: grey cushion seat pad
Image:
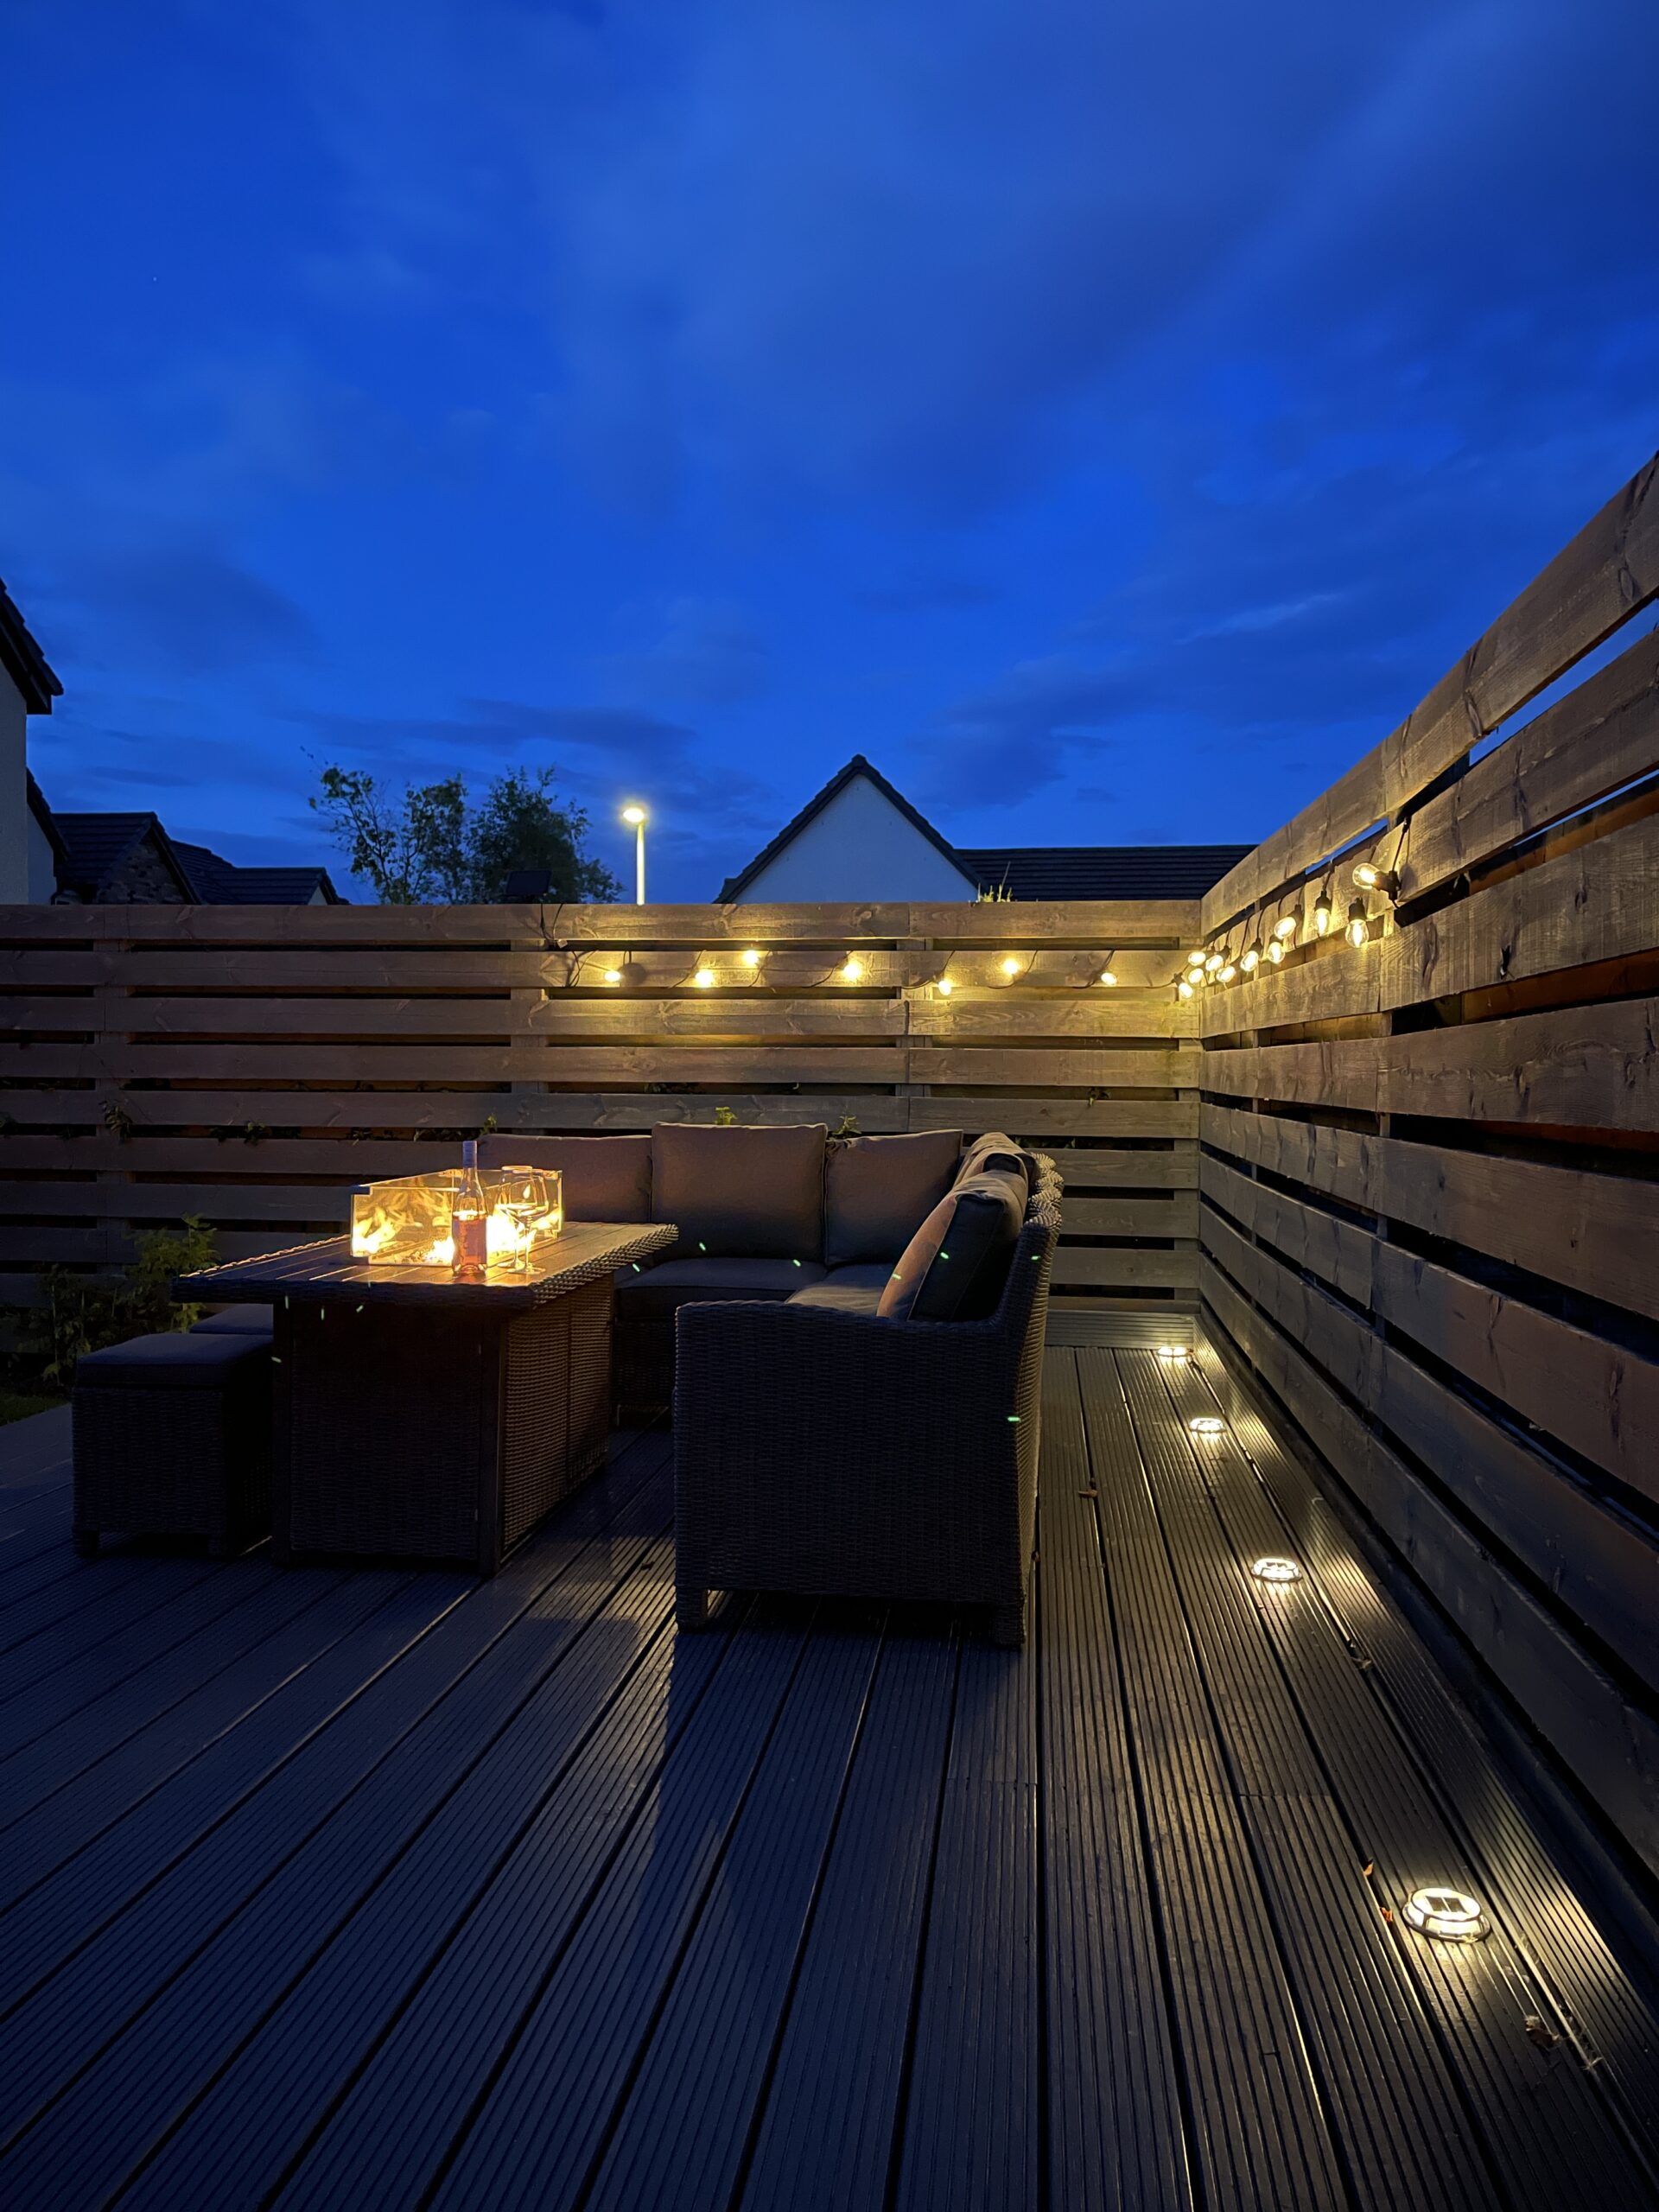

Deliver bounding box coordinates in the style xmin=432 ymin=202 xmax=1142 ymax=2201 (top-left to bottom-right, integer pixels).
xmin=785 ymin=1262 xmax=892 ymax=1316
xmin=191 ymin=1306 xmax=276 ymax=1335
xmin=76 ymin=1331 xmax=271 ymax=1388
xmin=618 ymin=1255 xmax=827 ymax=1319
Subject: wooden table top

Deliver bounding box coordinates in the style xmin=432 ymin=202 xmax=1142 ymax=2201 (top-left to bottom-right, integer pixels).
xmin=175 ymin=1221 xmax=678 ymax=1313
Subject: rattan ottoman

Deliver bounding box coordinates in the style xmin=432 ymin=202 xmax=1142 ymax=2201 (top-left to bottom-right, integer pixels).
xmin=73 ymin=1330 xmax=273 ymax=1557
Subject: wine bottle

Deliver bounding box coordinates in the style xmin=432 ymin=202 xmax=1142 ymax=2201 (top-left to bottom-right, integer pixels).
xmin=453 ymin=1140 xmax=488 ymax=1274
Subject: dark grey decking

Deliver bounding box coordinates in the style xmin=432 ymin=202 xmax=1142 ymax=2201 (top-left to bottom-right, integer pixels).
xmin=3 ymin=1343 xmax=1657 ymax=2211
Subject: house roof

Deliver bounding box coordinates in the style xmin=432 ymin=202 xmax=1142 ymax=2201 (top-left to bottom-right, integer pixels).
xmin=51 ymin=812 xmax=195 ymax=900
xmin=172 ymin=839 xmax=341 ymax=906
xmin=716 ymin=754 xmax=971 ymax=903
xmin=0 ymin=578 xmax=61 ymax=715
xmin=957 ymin=843 xmax=1255 ymax=901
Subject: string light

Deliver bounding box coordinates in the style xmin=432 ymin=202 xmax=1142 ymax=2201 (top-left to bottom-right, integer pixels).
xmin=1273 ymin=913 xmax=1299 ymax=942
xmin=694 ymin=968 xmax=716 ymax=988
xmin=1313 ymin=881 xmax=1334 ymax=937
xmin=1217 ymin=960 xmax=1237 ymax=984
xmin=937 ymin=974 xmax=954 ymax=996
xmin=601 ymin=969 xmax=623 ymax=985
xmin=1266 ymin=937 xmax=1287 ymax=966
xmin=841 ymin=956 xmax=865 ymax=983
xmin=1240 ymin=936 xmax=1263 ymax=975
xmin=1098 ymin=959 xmax=1118 ymax=987
xmin=1000 ymin=956 xmax=1022 ymax=978
xmin=1345 ymin=899 xmax=1370 ymax=950
xmin=1351 ymin=860 xmax=1397 ymax=897
xmin=740 ymin=947 xmax=763 ymax=967
xmin=1204 ymin=950 xmax=1224 ymax=974
xmin=1177 ymin=977 xmax=1195 ymax=1001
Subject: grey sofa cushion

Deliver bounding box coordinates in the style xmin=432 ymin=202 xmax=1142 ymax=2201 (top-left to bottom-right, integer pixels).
xmin=878 ymin=1169 xmax=1026 ymax=1323
xmin=823 ymin=1130 xmax=963 ymax=1266
xmin=652 ymin=1122 xmax=827 ymax=1260
xmin=957 ymin=1132 xmax=1031 ymax=1192
xmin=617 ymin=1254 xmax=826 ymax=1320
xmin=75 ymin=1331 xmax=270 ymax=1389
xmin=478 ymin=1133 xmax=652 ymax=1221
xmin=786 ymin=1262 xmax=892 ymax=1316
xmin=190 ymin=1306 xmax=276 ymax=1336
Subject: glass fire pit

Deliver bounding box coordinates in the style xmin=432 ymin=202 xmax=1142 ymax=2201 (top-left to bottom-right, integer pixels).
xmin=349 ymin=1165 xmax=564 ymax=1271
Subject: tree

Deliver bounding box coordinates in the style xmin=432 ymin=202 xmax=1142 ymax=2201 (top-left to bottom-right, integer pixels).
xmin=309 ymin=764 xmax=621 ymax=905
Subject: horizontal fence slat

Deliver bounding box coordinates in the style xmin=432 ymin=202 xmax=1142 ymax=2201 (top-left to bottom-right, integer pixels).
xmin=1201 ymin=453 xmax=1659 ymax=933
xmin=1199 ymin=1103 xmax=1659 ymax=1319
xmin=1200 ymin=1256 xmax=1659 ymax=1879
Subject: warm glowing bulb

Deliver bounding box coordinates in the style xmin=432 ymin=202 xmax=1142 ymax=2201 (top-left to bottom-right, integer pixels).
xmin=621 ymin=804 xmax=647 ymax=826
xmin=1000 ymin=956 xmax=1021 ymax=977
xmin=694 ymin=968 xmax=716 ymax=988
xmin=1240 ymin=942 xmax=1261 ymax=974
xmin=601 ymin=969 xmax=622 ymax=985
xmin=1204 ymin=951 xmax=1223 ymax=974
xmin=1313 ymin=893 xmax=1332 ymax=937
xmin=1273 ymin=914 xmax=1298 ymax=941
xmin=1098 ymin=967 xmax=1117 ymax=986
xmin=1345 ymin=899 xmax=1369 ymax=949
xmin=1177 ymin=978 xmax=1194 ymax=1000
xmin=741 ymin=947 xmax=762 ymax=967
xmin=937 ymin=975 xmax=953 ymax=995
xmin=1266 ymin=938 xmax=1286 ymax=966
xmin=841 ymin=957 xmax=865 ymax=982
xmin=1217 ymin=962 xmax=1236 ymax=983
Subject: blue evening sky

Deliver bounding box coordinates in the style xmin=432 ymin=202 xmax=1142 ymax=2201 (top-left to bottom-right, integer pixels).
xmin=4 ymin=1 xmax=1656 ymax=899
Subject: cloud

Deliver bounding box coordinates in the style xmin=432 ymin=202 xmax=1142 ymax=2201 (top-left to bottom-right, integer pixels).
xmin=52 ymin=543 xmax=316 ymax=675
xmin=594 ymin=597 xmax=770 ymax=705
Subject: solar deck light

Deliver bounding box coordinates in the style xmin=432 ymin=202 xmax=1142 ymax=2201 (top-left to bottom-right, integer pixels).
xmin=1345 ymin=899 xmax=1370 ymax=950
xmin=1250 ymin=1555 xmax=1303 ymax=1585
xmin=1188 ymin=1414 xmax=1226 ymax=1437
xmin=1402 ymin=1887 xmax=1485 ymax=1942
xmin=1154 ymin=1343 xmax=1189 ymax=1362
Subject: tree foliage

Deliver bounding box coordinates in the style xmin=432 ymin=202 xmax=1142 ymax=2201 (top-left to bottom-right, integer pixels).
xmin=309 ymin=765 xmax=621 ymax=905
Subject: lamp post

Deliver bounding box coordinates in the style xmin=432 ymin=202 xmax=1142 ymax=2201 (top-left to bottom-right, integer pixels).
xmin=620 ymin=804 xmax=648 ymax=905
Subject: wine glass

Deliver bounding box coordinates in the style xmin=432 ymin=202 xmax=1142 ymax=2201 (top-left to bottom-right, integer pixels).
xmin=493 ymin=1167 xmax=547 ymax=1272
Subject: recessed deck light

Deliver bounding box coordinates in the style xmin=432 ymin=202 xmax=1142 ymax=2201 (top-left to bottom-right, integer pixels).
xmin=1402 ymin=1886 xmax=1485 ymax=1941
xmin=1187 ymin=1414 xmax=1226 ymax=1436
xmin=1250 ymin=1555 xmax=1303 ymax=1585
xmin=1154 ymin=1343 xmax=1189 ymax=1361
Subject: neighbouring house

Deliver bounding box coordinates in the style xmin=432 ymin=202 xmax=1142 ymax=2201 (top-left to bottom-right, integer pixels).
xmin=716 ymin=753 xmax=1250 ymax=903
xmin=1 ymin=578 xmax=64 ymax=902
xmin=28 ymin=784 xmax=342 ymax=905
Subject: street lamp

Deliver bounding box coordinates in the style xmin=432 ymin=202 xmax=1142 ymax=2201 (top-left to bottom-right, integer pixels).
xmin=620 ymin=804 xmax=648 ymax=905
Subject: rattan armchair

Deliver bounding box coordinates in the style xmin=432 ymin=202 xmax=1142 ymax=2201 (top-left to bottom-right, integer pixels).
xmin=673 ymin=1198 xmax=1058 ymax=1647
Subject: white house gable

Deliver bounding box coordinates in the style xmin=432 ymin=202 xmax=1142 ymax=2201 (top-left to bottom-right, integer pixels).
xmin=732 ymin=769 xmax=975 ymax=903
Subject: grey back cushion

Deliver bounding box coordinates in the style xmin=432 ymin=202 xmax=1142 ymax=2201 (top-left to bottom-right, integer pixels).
xmin=878 ymin=1167 xmax=1026 ymax=1323
xmin=824 ymin=1130 xmax=963 ymax=1266
xmin=652 ymin=1122 xmax=828 ymax=1260
xmin=478 ymin=1134 xmax=652 ymax=1221
xmin=957 ymin=1132 xmax=1031 ymax=1194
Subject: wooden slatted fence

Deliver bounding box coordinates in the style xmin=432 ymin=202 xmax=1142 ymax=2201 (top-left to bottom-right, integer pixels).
xmin=1193 ymin=450 xmax=1659 ymax=1878
xmin=0 ymin=897 xmax=1199 ymax=1313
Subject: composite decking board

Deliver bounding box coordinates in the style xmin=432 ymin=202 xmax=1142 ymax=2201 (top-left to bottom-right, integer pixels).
xmin=739 ymin=1630 xmax=962 ymax=2212
xmin=894 ymin=1627 xmax=1040 ymax=2209
xmin=0 ymin=1497 xmax=677 ymax=2206
xmin=0 ymin=1548 xmax=213 ymax=1660
xmin=1077 ymin=1347 xmax=1348 ymax=2212
xmin=0 ymin=1567 xmax=380 ymax=1887
xmin=1192 ymin=1337 xmax=1659 ymax=2185
xmin=0 ymin=1455 xmax=666 ymax=2058
xmin=1122 ymin=1352 xmax=1499 ymax=2211
xmin=1161 ymin=1347 xmax=1656 ymax=2204
xmin=0 ymin=1554 xmax=226 ymax=1701
xmin=1037 ymin=1351 xmax=1192 ymax=2212
xmin=581 ymin=1619 xmax=885 ymax=2212
xmin=0 ymin=1555 xmax=270 ymax=1758
xmin=254 ymin=1600 xmax=747 ymax=2212
xmin=422 ymin=1607 xmax=817 ymax=2212
xmin=113 ymin=1557 xmax=702 ymax=2209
